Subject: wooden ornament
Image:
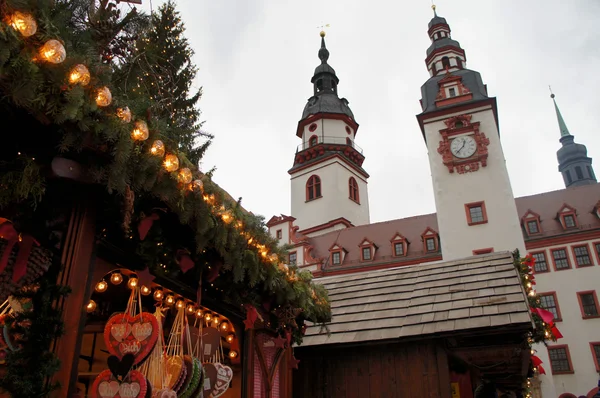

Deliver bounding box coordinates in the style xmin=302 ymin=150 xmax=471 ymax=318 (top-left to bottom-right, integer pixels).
xmin=104 ymin=312 xmax=159 ymax=365
xmin=90 ymin=369 xmax=148 ymax=398
xmin=211 ymin=362 xmax=233 ymax=398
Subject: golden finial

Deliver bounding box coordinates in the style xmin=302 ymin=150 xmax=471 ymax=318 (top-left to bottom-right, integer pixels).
xmin=320 ymin=30 xmax=326 ymax=38
xmin=317 ymin=23 xmax=330 ymax=37
xmin=432 ymin=1 xmax=437 ymax=16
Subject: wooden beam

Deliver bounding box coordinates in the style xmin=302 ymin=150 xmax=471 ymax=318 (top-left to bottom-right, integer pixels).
xmin=436 ymin=343 xmax=452 ymax=398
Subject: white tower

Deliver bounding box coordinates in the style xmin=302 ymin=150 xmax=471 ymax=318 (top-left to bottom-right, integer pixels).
xmin=289 ymin=32 xmax=370 ymax=235
xmin=416 ymin=8 xmax=525 ymax=260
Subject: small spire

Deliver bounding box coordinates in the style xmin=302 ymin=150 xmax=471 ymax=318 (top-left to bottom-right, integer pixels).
xmin=432 ymin=3 xmax=438 ymax=17
xmin=549 ymin=87 xmax=571 ymax=137
xmin=318 ymin=32 xmax=329 ymax=64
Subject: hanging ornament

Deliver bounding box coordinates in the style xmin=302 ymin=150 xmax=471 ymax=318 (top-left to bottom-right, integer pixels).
xmin=150 ymin=140 xmax=165 ymax=157
xmin=95 ymin=280 xmax=108 ymax=293
xmin=95 ymin=86 xmax=112 ymax=107
xmin=163 ymin=154 xmax=179 ymax=172
xmin=68 ymin=64 xmax=90 ymax=86
xmin=131 ymin=120 xmax=149 ymax=141
xmin=190 ymin=179 xmax=203 ymax=192
xmin=110 ymin=272 xmax=123 ymax=285
xmin=86 ymin=300 xmax=97 ymax=313
xmin=177 ymin=168 xmax=192 ymax=184
xmin=116 ymin=107 xmax=132 ymax=123
xmin=39 ymin=39 xmax=66 ymax=64
xmin=9 ymin=11 xmax=37 ymax=37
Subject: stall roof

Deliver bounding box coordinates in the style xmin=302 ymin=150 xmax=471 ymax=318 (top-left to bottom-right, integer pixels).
xmin=302 ymin=251 xmax=532 ymax=346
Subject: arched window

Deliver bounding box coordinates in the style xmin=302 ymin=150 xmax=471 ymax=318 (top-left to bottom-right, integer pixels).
xmin=309 ymin=135 xmax=318 ymax=147
xmin=575 ymin=166 xmax=583 ymax=179
xmin=306 ymin=175 xmax=322 ymax=201
xmin=442 ymin=56 xmax=450 ymax=70
xmin=431 ymin=62 xmax=436 ymax=74
xmin=316 ymin=79 xmax=323 ymax=92
xmin=349 ymin=177 xmax=359 ymax=203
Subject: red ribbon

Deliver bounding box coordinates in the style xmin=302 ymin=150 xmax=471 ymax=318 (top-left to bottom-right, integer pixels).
xmin=537 ymin=364 xmax=546 ymax=375
xmin=531 ymin=355 xmax=543 ymax=367
xmin=0 ymin=220 xmax=38 ymax=283
xmin=551 ymin=325 xmax=563 ymax=339
xmin=138 ymin=213 xmax=160 ymax=241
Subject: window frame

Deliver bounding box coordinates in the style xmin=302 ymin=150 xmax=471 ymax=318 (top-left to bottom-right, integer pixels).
xmin=571 ymin=244 xmax=593 ymax=268
xmin=359 ymin=239 xmax=376 ymax=262
xmin=465 ymin=201 xmax=488 ymax=226
xmin=288 ymin=251 xmax=297 ymax=265
xmin=305 ymin=175 xmax=322 ymax=202
xmin=348 ymin=177 xmax=360 ymax=204
xmin=593 ymin=241 xmax=600 ymax=265
xmin=590 ymin=342 xmax=600 ymax=372
xmin=531 ymin=251 xmax=550 ymax=274
xmin=276 ymin=229 xmax=282 ymax=240
xmin=361 ymin=246 xmax=372 ymax=261
xmin=547 ymin=345 xmax=574 ymax=375
xmin=330 ymin=250 xmax=342 ymax=266
xmin=557 ymin=204 xmax=578 ymax=230
xmin=576 ymin=290 xmax=600 ymax=319
xmin=390 ymin=234 xmax=407 ymax=258
xmin=550 ymin=247 xmax=571 ymax=271
xmin=538 ymin=292 xmax=562 ymax=322
xmin=308 ymin=135 xmax=318 ymax=147
xmin=420 ymin=228 xmax=439 ymax=253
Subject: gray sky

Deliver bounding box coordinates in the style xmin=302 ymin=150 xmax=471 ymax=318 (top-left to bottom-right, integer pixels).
xmin=139 ymin=0 xmax=600 ymax=223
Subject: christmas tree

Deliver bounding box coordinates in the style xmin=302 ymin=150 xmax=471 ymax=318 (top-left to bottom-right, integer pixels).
xmin=114 ymin=0 xmax=212 ymax=167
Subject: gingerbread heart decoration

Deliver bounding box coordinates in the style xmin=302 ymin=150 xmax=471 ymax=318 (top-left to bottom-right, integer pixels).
xmin=91 ymin=369 xmax=148 ymax=398
xmin=211 ymin=363 xmax=233 ymax=398
xmin=203 ymin=362 xmax=218 ymax=395
xmin=200 ymin=327 xmax=221 ymax=362
xmin=104 ymin=313 xmax=158 ymax=365
xmin=107 ymin=354 xmax=135 ymax=382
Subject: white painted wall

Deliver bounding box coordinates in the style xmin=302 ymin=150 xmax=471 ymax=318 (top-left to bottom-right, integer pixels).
xmin=530 ymin=240 xmax=600 ymax=397
xmin=423 ymin=105 xmax=525 ymax=260
xmin=300 ymin=118 xmax=355 ymax=149
xmin=290 ymin=157 xmax=369 ymax=231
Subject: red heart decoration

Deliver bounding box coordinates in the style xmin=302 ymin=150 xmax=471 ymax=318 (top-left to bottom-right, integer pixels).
xmin=104 ymin=313 xmax=158 ymax=365
xmin=212 ymin=363 xmax=233 ymax=398
xmin=91 ymin=369 xmax=148 ymax=398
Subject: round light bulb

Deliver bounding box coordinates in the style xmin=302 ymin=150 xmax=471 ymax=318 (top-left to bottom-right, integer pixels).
xmin=226 ymin=334 xmax=235 ymax=343
xmin=165 ymin=295 xmax=175 ymax=305
xmin=211 ymin=317 xmax=219 ymax=326
xmin=176 ymin=299 xmax=185 ymax=309
xmin=95 ymin=86 xmax=112 ymax=107
xmin=187 ymin=304 xmax=195 ymax=314
xmin=153 ymin=289 xmax=164 ymax=301
xmin=110 ymin=272 xmax=123 ymax=285
xmin=195 ymin=309 xmax=203 ymax=318
xmin=117 ymin=107 xmax=132 ymax=123
xmin=95 ymin=280 xmax=108 ymax=293
xmin=127 ymin=277 xmax=138 ymax=289
xmin=204 ymin=313 xmax=212 ymax=322
xmin=229 ymin=350 xmax=238 ymax=359
xmin=220 ymin=321 xmax=229 ymax=331
xmin=40 ymin=39 xmax=66 ymax=64
xmin=10 ymin=11 xmax=37 ymax=37
xmin=163 ymin=154 xmax=179 ymax=172
xmin=150 ymin=140 xmax=165 ymax=157
xmin=86 ymin=300 xmax=97 ymax=313
xmin=131 ymin=120 xmax=149 ymax=141
xmin=68 ymin=64 xmax=90 ymax=86
xmin=177 ymin=168 xmax=193 ymax=184
xmin=191 ymin=179 xmax=203 ymax=192
xmin=140 ymin=285 xmax=151 ymax=296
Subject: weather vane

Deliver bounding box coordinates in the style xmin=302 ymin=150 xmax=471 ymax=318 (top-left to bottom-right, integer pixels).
xmin=317 ymin=23 xmax=330 ymax=37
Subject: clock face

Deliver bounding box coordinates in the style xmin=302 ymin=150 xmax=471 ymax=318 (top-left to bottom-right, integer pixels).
xmin=450 ymin=136 xmax=477 ymax=159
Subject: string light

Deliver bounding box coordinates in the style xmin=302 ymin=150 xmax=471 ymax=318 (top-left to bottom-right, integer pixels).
xmin=195 ymin=309 xmax=203 ymax=318
xmin=153 ymin=289 xmax=164 ymax=301
xmin=164 ymin=154 xmax=179 ymax=172
xmin=9 ymin=11 xmax=37 ymax=37
xmin=95 ymin=280 xmax=108 ymax=293
xmin=176 ymin=299 xmax=185 ymax=309
xmin=187 ymin=304 xmax=195 ymax=314
xmin=165 ymin=295 xmax=175 ymax=306
xmin=226 ymin=334 xmax=235 ymax=343
xmin=140 ymin=285 xmax=151 ymax=295
xmin=68 ymin=64 xmax=90 ymax=86
xmin=204 ymin=313 xmax=212 ymax=323
xmin=150 ymin=140 xmax=165 ymax=157
xmin=177 ymin=168 xmax=192 ymax=184
xmin=220 ymin=321 xmax=229 ymax=332
xmin=86 ymin=300 xmax=97 ymax=313
xmin=131 ymin=120 xmax=149 ymax=141
xmin=117 ymin=107 xmax=132 ymax=123
xmin=127 ymin=277 xmax=138 ymax=289
xmin=95 ymin=86 xmax=112 ymax=107
xmin=228 ymin=350 xmax=238 ymax=359
xmin=39 ymin=39 xmax=66 ymax=64
xmin=110 ymin=272 xmax=123 ymax=285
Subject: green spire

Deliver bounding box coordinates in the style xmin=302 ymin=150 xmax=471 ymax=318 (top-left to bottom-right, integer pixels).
xmin=550 ymin=93 xmax=571 ymax=138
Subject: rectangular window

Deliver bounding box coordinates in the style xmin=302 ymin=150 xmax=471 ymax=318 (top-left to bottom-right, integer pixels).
xmin=465 ymin=201 xmax=488 ymax=226
xmin=362 ymin=247 xmax=372 ymax=261
xmin=573 ymin=245 xmax=592 ymax=267
xmin=563 ymin=214 xmax=576 ymax=228
xmin=532 ymin=252 xmax=549 ymax=273
xmin=527 ymin=220 xmax=539 ymax=234
xmin=276 ymin=229 xmax=282 ymax=239
xmin=539 ymin=293 xmax=561 ymax=321
xmin=449 ymin=87 xmax=456 ymax=97
xmin=591 ymin=343 xmax=600 ymax=371
xmin=425 ymin=238 xmax=436 ymax=252
xmin=548 ymin=346 xmax=573 ymax=374
xmin=552 ymin=249 xmax=570 ymax=270
xmin=394 ymin=242 xmax=404 ymax=256
xmin=288 ymin=252 xmax=297 ymax=265
xmin=331 ymin=251 xmax=341 ymax=265
xmin=578 ymin=291 xmax=599 ymax=318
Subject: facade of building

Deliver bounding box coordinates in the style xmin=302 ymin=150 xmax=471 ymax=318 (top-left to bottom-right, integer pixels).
xmin=267 ymin=9 xmax=600 ymax=398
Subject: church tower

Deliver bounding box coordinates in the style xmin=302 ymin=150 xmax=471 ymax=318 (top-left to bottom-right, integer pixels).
xmin=289 ymin=32 xmax=370 ymax=235
xmin=552 ymin=93 xmax=597 ymax=188
xmin=416 ymin=7 xmax=525 ymax=261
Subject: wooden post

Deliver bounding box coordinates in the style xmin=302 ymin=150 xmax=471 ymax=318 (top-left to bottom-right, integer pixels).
xmin=436 ymin=343 xmax=452 ymax=398
xmin=51 ymin=196 xmax=98 ymax=397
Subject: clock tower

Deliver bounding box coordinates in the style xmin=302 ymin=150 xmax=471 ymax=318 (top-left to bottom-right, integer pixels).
xmin=416 ymin=7 xmax=525 ymax=260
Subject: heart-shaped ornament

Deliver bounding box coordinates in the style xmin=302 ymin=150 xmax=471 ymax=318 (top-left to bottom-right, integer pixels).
xmin=203 ymin=362 xmax=218 ymax=395
xmin=154 ymin=389 xmax=177 ymax=398
xmin=200 ymin=327 xmax=221 ymax=362
xmin=165 ymin=355 xmax=184 ymax=390
xmin=90 ymin=369 xmax=148 ymax=398
xmin=211 ymin=363 xmax=233 ymax=398
xmin=107 ymin=353 xmax=135 ymax=381
xmin=104 ymin=312 xmax=158 ymax=365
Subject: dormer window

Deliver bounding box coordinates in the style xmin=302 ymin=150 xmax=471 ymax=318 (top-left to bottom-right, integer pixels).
xmin=522 ymin=210 xmax=542 ymax=236
xmin=328 ymin=244 xmax=345 ymax=266
xmin=332 ymin=251 xmax=341 ymax=265
xmin=420 ymin=227 xmax=440 ymax=253
xmin=359 ymin=239 xmax=376 ymax=262
xmin=390 ymin=234 xmax=408 ymax=257
xmin=362 ymin=247 xmax=372 ymax=260
xmin=557 ymin=204 xmax=578 ymax=230
xmin=527 ymin=220 xmax=539 ymax=234
xmin=449 ymin=87 xmax=456 ymax=97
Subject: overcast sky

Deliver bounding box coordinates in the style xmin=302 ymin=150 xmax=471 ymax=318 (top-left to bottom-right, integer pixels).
xmin=138 ymin=0 xmax=600 ymax=224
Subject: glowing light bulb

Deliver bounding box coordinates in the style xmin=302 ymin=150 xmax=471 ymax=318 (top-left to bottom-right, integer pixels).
xmin=220 ymin=321 xmax=229 ymax=331
xmin=176 ymin=299 xmax=185 ymax=309
xmin=117 ymin=107 xmax=132 ymax=123
xmin=163 ymin=154 xmax=179 ymax=172
xmin=127 ymin=277 xmax=138 ymax=289
xmin=229 ymin=350 xmax=238 ymax=359
xmin=10 ymin=11 xmax=37 ymax=37
xmin=226 ymin=334 xmax=235 ymax=343
xmin=204 ymin=313 xmax=212 ymax=322
xmin=165 ymin=295 xmax=175 ymax=305
xmin=39 ymin=39 xmax=66 ymax=64
xmin=187 ymin=304 xmax=195 ymax=314
xmin=86 ymin=300 xmax=97 ymax=313
xmin=68 ymin=64 xmax=90 ymax=86
xmin=150 ymin=140 xmax=165 ymax=157
xmin=140 ymin=285 xmax=151 ymax=295
xmin=177 ymin=168 xmax=192 ymax=184
xmin=110 ymin=272 xmax=123 ymax=285
xmin=153 ymin=289 xmax=164 ymax=301
xmin=196 ymin=309 xmax=203 ymax=318
xmin=95 ymin=86 xmax=112 ymax=107
xmin=131 ymin=120 xmax=149 ymax=141
xmin=95 ymin=280 xmax=108 ymax=293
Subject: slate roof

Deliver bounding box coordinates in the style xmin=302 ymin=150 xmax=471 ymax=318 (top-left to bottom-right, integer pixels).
xmin=419 ymin=68 xmax=489 ymax=113
xmin=302 ymin=252 xmax=531 ymax=347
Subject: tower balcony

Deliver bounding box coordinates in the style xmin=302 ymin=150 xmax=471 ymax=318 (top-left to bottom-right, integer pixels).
xmin=292 ymin=136 xmax=365 ymax=169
